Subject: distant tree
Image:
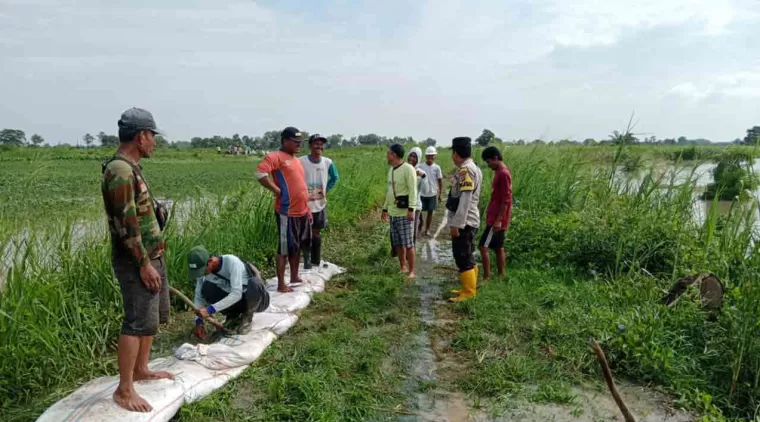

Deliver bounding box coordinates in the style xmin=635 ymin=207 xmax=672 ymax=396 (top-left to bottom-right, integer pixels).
xmin=733 ymin=138 xmax=743 ymax=145
xmin=583 ymin=138 xmax=597 ymax=146
xmin=357 ymin=133 xmax=383 ymax=146
xmin=475 ymin=129 xmax=496 ymax=146
xmin=155 ymin=135 xmax=168 ymax=147
xmin=609 ymin=130 xmax=638 ymax=145
xmin=532 ymin=139 xmax=545 ymax=145
xmin=423 ymin=137 xmax=437 ymax=147
xmin=82 ymin=133 xmax=94 ymax=148
xmin=98 ymin=131 xmax=119 ymax=147
xmin=743 ymin=126 xmax=760 ymax=145
xmin=516 ymin=139 xmax=526 ymax=146
xmin=677 ymin=136 xmax=688 ymax=145
xmin=30 ymin=134 xmax=45 ymax=146
xmin=327 ymin=134 xmax=343 ymax=148
xmin=662 ymin=138 xmax=676 ymax=145
xmin=0 ymin=129 xmax=26 ymax=146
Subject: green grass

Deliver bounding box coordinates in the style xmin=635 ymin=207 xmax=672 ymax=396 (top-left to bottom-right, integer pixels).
xmin=175 ymin=222 xmax=420 ymax=421
xmin=4 ymin=143 xmax=760 ymax=420
xmin=0 ymin=146 xmax=389 ymax=420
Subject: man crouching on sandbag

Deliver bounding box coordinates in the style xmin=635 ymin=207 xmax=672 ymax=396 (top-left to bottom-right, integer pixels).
xmin=187 ymin=246 xmax=270 ymax=339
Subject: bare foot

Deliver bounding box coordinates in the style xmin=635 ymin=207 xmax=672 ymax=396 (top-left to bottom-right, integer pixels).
xmin=408 ymin=272 xmax=416 ymax=279
xmin=133 ymin=370 xmax=175 ymax=382
xmin=113 ymin=387 xmax=152 ymax=413
xmin=289 ymin=277 xmax=305 ymax=285
xmin=482 ymin=277 xmax=489 ymax=285
xmin=400 ymin=267 xmax=409 ymax=274
xmin=278 ymin=285 xmax=294 ymax=293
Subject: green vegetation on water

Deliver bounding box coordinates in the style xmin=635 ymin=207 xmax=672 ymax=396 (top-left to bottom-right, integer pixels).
xmin=3 ymin=144 xmax=760 ymax=421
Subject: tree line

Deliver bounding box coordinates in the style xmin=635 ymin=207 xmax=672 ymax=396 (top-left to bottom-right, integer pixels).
xmin=3 ymin=126 xmax=760 ymax=149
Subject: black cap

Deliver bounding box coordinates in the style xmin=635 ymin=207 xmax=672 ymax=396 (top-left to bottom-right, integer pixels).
xmin=281 ymin=127 xmax=304 ymax=141
xmin=118 ymin=107 xmax=164 ymax=135
xmin=308 ymin=134 xmax=327 ymax=144
xmin=450 ymin=137 xmax=472 ymax=149
xmin=389 ymin=143 xmax=405 ymax=159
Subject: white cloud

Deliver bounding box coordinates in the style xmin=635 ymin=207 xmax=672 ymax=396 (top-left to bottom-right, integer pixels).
xmin=668 ymin=70 xmax=760 ymax=101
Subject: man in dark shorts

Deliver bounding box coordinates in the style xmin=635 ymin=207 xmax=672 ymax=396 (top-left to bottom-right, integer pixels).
xmin=256 ymin=127 xmax=311 ymax=292
xmin=188 ymin=246 xmax=270 ymax=339
xmin=479 ymin=146 xmax=513 ymax=281
xmin=101 ymin=107 xmax=174 ymax=413
xmin=299 ymin=134 xmax=339 ymax=269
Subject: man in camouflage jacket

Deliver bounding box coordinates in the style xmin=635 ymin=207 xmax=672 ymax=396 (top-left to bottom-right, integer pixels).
xmin=101 ymin=108 xmax=174 ymax=413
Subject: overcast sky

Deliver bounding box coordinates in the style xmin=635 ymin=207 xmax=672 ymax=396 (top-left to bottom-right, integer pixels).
xmin=1 ymin=0 xmax=759 ymax=145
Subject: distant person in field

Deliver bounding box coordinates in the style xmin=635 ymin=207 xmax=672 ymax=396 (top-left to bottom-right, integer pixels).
xmin=407 ymin=147 xmax=427 ymax=243
xmin=382 ymin=144 xmax=419 ymax=279
xmin=446 ymin=137 xmax=482 ymax=302
xmin=418 ymin=146 xmax=443 ymax=237
xmin=101 ymin=107 xmax=174 ymax=412
xmin=479 ymin=146 xmax=512 ymax=281
xmin=299 ymin=134 xmax=339 ymax=269
xmin=256 ymin=127 xmax=311 ymax=293
xmin=187 ymin=246 xmax=270 ymax=339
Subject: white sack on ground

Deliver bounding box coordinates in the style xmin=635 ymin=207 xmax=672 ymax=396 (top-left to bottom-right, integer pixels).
xmin=250 ymin=312 xmax=299 ymax=335
xmin=37 ymin=261 xmax=345 ymax=422
xmin=164 ymin=359 xmax=246 ymax=403
xmin=266 ymin=290 xmax=312 ymax=313
xmin=36 ymin=357 xmax=184 ymax=422
xmin=175 ymin=330 xmax=276 ymax=370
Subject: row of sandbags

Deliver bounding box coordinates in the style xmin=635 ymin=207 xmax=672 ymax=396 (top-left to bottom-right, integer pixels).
xmin=37 ymin=262 xmax=344 ymax=422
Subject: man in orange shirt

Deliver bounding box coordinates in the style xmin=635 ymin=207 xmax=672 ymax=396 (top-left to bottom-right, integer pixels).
xmin=256 ymin=127 xmax=311 ymax=293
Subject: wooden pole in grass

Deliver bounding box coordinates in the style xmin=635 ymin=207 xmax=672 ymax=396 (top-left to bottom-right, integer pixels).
xmin=169 ymin=286 xmax=230 ymax=333
xmin=589 ymin=337 xmax=636 ymax=422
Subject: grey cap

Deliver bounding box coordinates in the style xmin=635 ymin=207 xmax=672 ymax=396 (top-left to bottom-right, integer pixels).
xmin=118 ymin=107 xmax=164 ymax=136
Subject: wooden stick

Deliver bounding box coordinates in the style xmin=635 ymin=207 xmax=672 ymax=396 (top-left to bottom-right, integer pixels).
xmin=169 ymin=286 xmax=230 ymax=333
xmin=589 ymin=337 xmax=636 ymax=422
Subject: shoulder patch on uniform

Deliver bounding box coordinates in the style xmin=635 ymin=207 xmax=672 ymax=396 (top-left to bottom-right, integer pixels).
xmin=459 ymin=168 xmax=475 ymax=191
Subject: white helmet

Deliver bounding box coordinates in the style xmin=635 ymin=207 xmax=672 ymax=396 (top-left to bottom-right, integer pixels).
xmin=425 ymin=146 xmax=437 ymax=156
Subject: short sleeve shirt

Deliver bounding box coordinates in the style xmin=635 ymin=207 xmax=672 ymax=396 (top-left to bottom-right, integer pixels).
xmin=256 ymin=151 xmax=309 ymax=216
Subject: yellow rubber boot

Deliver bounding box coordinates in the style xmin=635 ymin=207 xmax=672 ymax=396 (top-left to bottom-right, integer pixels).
xmin=450 ymin=272 xmax=462 ymax=294
xmin=449 ymin=268 xmax=477 ymax=302
xmin=451 ymin=266 xmax=479 ymax=294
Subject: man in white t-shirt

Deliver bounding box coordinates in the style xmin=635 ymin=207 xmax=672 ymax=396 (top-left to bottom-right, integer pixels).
xmin=417 ymin=146 xmax=444 ymax=236
xmin=299 ymin=134 xmax=339 ymax=269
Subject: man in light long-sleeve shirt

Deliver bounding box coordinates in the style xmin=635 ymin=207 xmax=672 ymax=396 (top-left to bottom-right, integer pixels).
xmin=382 ymin=144 xmax=418 ymax=279
xmin=188 ymin=246 xmax=270 ymax=339
xmin=446 ymin=136 xmax=482 ymax=302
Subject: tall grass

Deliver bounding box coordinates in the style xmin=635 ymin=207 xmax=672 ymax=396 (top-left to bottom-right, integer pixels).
xmin=0 ymin=148 xmax=387 ymax=418
xmin=488 ymin=144 xmax=760 ymax=418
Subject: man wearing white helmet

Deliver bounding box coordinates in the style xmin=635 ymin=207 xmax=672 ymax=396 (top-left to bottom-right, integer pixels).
xmin=407 ymin=147 xmax=427 ymax=243
xmin=418 ymin=145 xmax=444 ymax=236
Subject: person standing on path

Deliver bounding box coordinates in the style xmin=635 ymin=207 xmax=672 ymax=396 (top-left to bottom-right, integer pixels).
xmin=418 ymin=146 xmax=444 ymax=237
xmin=188 ymin=246 xmax=270 ymax=339
xmin=382 ymin=144 xmax=419 ymax=279
xmin=478 ymin=146 xmax=512 ymax=281
xmin=407 ymin=147 xmax=427 ymax=243
xmin=101 ymin=107 xmax=174 ymax=413
xmin=256 ymin=127 xmax=312 ymax=293
xmin=446 ymin=137 xmax=483 ymax=302
xmin=299 ymin=134 xmax=339 ymax=270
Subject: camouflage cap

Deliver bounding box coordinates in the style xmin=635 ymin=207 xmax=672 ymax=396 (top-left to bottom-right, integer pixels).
xmin=118 ymin=107 xmax=165 ymax=136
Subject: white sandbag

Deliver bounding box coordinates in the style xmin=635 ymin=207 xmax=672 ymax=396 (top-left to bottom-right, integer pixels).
xmin=37 ymin=357 xmax=184 ymax=422
xmin=37 ymin=260 xmax=345 ymax=422
xmin=175 ymin=330 xmax=276 ymax=370
xmin=266 ymin=290 xmax=312 ymax=313
xmin=251 ymin=312 xmax=299 ymax=335
xmin=163 ymin=359 xmax=246 ymax=403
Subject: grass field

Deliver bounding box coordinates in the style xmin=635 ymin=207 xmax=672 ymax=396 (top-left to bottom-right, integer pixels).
xmin=2 ymin=144 xmax=760 ymax=421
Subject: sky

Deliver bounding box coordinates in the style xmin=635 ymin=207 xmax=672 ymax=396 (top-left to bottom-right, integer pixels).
xmin=1 ymin=0 xmax=759 ymax=145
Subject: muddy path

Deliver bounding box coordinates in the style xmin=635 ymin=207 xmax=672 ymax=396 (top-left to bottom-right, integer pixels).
xmin=400 ymin=215 xmax=695 ymax=421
